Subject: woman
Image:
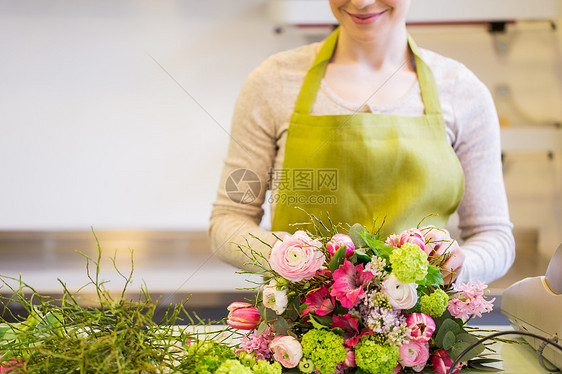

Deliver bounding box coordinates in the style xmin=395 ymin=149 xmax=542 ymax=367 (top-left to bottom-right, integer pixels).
xmin=210 ymin=0 xmax=515 ymax=284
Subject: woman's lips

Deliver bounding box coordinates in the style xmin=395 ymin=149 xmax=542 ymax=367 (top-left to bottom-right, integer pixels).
xmin=346 ymin=9 xmax=388 ymax=24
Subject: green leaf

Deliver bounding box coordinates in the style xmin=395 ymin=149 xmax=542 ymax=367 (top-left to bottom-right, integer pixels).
xmin=256 ymin=321 xmax=268 ymax=335
xmin=328 ymin=246 xmax=347 ymax=272
xmin=353 ymin=249 xmax=372 ymax=264
xmin=0 ymin=325 xmax=11 ymax=340
xmin=348 ymin=223 xmax=367 ymax=248
xmin=359 ymin=232 xmax=394 ymax=260
xmin=263 ymin=307 xmax=277 ymax=323
xmin=307 ymin=314 xmax=328 ymax=330
xmin=273 ymin=317 xmax=290 ymax=335
xmin=443 ymin=331 xmax=456 ymax=350
xmin=417 ymin=265 xmax=444 ymax=287
xmin=354 ymin=368 xmax=369 ymax=374
xmin=284 ymin=369 xmax=301 ymax=374
xmin=449 ymin=333 xmax=485 ymax=361
xmin=435 ymin=319 xmax=462 ymax=348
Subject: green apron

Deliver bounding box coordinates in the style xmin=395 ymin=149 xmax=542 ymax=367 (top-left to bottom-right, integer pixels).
xmin=271 ymin=28 xmax=465 ymax=235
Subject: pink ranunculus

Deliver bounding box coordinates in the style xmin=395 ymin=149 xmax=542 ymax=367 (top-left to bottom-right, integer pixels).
xmin=394 ymin=363 xmax=403 ymax=374
xmin=301 ymin=287 xmax=335 ymax=317
xmin=430 ymin=349 xmax=467 ymax=374
xmin=269 ymin=231 xmax=325 ymax=282
xmin=331 ymin=260 xmax=374 ymax=308
xmin=226 ymin=302 xmax=261 ymax=330
xmin=327 ymin=234 xmax=355 ymax=258
xmin=399 ymin=340 xmax=430 ymax=372
xmin=331 ymin=314 xmax=360 ymax=341
xmin=269 ymin=335 xmax=303 ymax=369
xmin=344 ymin=346 xmax=356 ymax=368
xmin=406 ymin=313 xmax=436 ymax=342
xmin=381 ymin=274 xmax=418 ymax=310
xmin=399 ymin=228 xmax=426 ymax=253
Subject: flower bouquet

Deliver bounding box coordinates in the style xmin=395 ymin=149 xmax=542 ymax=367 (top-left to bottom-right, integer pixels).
xmin=227 ymin=222 xmax=498 ymax=374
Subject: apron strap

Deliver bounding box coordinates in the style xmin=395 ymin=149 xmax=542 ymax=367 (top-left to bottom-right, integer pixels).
xmin=293 ymin=28 xmax=443 ymax=117
xmin=407 ymin=34 xmax=443 ymax=116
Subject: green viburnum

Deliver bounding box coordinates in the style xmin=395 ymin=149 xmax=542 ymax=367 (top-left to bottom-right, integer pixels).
xmin=420 ymin=288 xmax=449 ymax=318
xmin=301 ymin=329 xmax=347 ymax=374
xmin=215 ymin=359 xmax=253 ymax=374
xmin=253 ymin=359 xmax=282 ymax=374
xmin=298 ymin=357 xmax=316 ymax=373
xmin=389 ymin=242 xmax=429 ymax=283
xmin=355 ymin=336 xmax=400 ymax=374
xmin=186 ymin=340 xmax=237 ymax=374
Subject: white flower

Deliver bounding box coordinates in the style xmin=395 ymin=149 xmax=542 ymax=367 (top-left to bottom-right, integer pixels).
xmin=381 ymin=274 xmax=418 ymax=310
xmin=263 ymin=280 xmax=288 ymax=315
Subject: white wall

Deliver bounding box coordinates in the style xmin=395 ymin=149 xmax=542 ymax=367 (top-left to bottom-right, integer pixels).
xmin=0 ymin=0 xmax=304 ymax=230
xmin=1 ymin=1 xmax=561 ymax=255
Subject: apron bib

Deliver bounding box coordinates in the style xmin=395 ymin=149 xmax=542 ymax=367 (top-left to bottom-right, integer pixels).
xmin=272 ymin=28 xmax=464 ymax=235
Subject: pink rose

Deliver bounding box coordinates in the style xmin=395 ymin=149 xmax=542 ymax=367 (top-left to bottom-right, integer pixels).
xmin=226 ymin=302 xmax=261 ymax=330
xmin=381 ymin=274 xmax=418 ymax=310
xmin=399 ymin=340 xmax=430 ymax=372
xmin=269 ymin=335 xmax=303 ymax=368
xmin=270 ymin=231 xmax=325 ymax=282
xmin=399 ymin=228 xmax=426 ymax=253
xmin=430 ymin=349 xmax=467 ymax=374
xmin=327 ymin=234 xmax=355 ymax=258
xmin=406 ymin=313 xmax=436 ymax=342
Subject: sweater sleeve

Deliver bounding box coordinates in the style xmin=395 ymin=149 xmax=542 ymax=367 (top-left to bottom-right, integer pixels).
xmin=451 ymin=66 xmax=516 ymax=284
xmin=209 ymin=59 xmax=281 ymax=271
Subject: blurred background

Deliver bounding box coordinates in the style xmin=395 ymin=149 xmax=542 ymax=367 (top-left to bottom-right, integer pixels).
xmin=0 ymin=0 xmax=561 ymax=322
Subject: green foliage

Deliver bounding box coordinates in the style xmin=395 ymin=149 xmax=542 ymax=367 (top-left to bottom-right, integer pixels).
xmin=434 ymin=317 xmax=485 ymax=362
xmin=328 ymin=246 xmax=347 ymax=272
xmin=0 ymin=232 xmax=233 ymax=373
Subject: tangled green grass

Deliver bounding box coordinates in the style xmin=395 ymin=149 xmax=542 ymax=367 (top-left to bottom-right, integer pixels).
xmin=0 ymin=232 xmax=237 ymax=373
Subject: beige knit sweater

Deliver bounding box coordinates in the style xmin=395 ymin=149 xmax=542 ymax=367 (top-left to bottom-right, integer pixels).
xmin=210 ymin=41 xmax=515 ymax=284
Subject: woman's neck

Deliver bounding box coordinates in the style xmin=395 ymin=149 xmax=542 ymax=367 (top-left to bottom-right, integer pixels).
xmin=332 ymin=26 xmax=410 ymax=71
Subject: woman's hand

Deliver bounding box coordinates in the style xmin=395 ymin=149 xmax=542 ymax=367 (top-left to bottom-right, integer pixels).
xmin=423 ymin=227 xmax=465 ymax=284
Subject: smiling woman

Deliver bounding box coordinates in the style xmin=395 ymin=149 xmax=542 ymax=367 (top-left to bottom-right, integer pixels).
xmin=210 ymin=0 xmax=515 ymax=285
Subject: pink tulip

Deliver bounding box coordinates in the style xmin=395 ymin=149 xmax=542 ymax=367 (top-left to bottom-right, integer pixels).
xmin=430 ymin=349 xmax=466 ymax=374
xmin=399 ymin=340 xmax=430 ymax=372
xmin=344 ymin=346 xmax=356 ymax=368
xmin=399 ymin=228 xmax=426 ymax=252
xmin=327 ymin=234 xmax=355 ymax=258
xmin=226 ymin=302 xmax=261 ymax=330
xmin=406 ymin=313 xmax=436 ymax=342
xmin=269 ymin=335 xmax=303 ymax=368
